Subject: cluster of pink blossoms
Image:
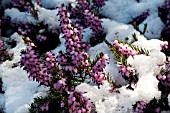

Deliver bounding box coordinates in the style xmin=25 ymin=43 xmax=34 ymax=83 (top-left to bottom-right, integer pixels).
xmin=77 ymin=0 xmax=90 ymax=11
xmin=113 ymin=40 xmax=139 ymax=57
xmin=11 ymin=0 xmax=36 ymax=16
xmin=84 ymin=10 xmax=104 ymax=36
xmin=58 ymin=4 xmax=109 ymax=86
xmin=70 ymin=0 xmax=90 ymax=19
xmin=157 ymin=57 xmax=170 ymax=86
xmin=36 ymin=34 xmax=47 ymax=42
xmin=57 ymin=4 xmax=91 ymax=73
xmin=70 ymin=0 xmax=105 ymax=44
xmin=133 ymin=101 xmax=147 ymax=113
xmin=111 ymin=40 xmax=139 ymax=84
xmin=0 ymin=40 xmax=13 ymax=64
xmin=53 ymin=78 xmax=66 ymax=90
xmin=45 ymin=51 xmax=57 ymax=73
xmin=118 ymin=65 xmax=136 ymax=78
xmin=68 ymin=90 xmax=92 ymax=113
xmin=160 ymin=40 xmax=168 ymax=51
xmin=92 ymin=0 xmax=106 ymax=8
xmin=20 ymin=4 xmax=109 ymax=113
xmin=20 ymin=45 xmax=52 ymax=86
xmin=40 ymin=102 xmax=49 ymax=111
xmin=90 ymin=54 xmax=109 ymax=85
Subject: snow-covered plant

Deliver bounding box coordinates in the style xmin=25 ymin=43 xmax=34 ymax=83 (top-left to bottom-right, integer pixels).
xmin=0 ymin=40 xmax=13 ymax=64
xmin=105 ymin=39 xmax=149 ymax=86
xmin=133 ymin=44 xmax=170 ymax=113
xmin=20 ymin=4 xmax=109 ymax=113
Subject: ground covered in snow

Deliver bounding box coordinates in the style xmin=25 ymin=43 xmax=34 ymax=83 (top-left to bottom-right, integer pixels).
xmin=0 ymin=0 xmax=169 ymax=113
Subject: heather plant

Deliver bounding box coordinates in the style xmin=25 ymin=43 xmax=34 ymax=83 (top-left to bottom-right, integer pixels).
xmin=133 ymin=101 xmax=147 ymax=113
xmin=11 ymin=0 xmax=38 ymax=18
xmin=0 ymin=40 xmax=13 ymax=64
xmin=84 ymin=9 xmax=105 ymax=46
xmin=157 ymin=57 xmax=170 ymax=94
xmin=20 ymin=4 xmax=109 ymax=113
xmin=132 ymin=42 xmax=170 ymax=113
xmin=105 ymin=39 xmax=149 ymax=88
xmin=133 ymin=96 xmax=170 ymax=113
xmin=158 ymin=0 xmax=170 ymax=24
xmin=70 ymin=0 xmax=106 ymax=46
xmin=0 ymin=0 xmax=61 ymax=53
xmin=14 ymin=22 xmax=60 ymax=53
xmin=159 ymin=0 xmax=170 ymax=43
xmin=92 ymin=0 xmax=106 ymax=9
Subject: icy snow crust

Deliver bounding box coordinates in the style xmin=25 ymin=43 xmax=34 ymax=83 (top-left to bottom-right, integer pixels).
xmin=0 ymin=0 xmax=168 ymax=113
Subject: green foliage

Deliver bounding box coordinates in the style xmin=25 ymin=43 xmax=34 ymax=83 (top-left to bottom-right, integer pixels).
xmin=29 ymin=89 xmax=69 ymax=113
xmin=106 ymin=75 xmax=121 ymax=88
xmin=89 ymin=52 xmax=104 ymax=67
xmin=133 ymin=23 xmax=147 ymax=35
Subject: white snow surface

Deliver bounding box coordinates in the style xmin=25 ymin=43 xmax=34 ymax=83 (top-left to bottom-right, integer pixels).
xmin=35 ymin=4 xmax=60 ymax=29
xmin=4 ymin=8 xmax=37 ymax=25
xmin=102 ymin=0 xmax=165 ymax=39
xmin=40 ymin=0 xmax=76 ymax=8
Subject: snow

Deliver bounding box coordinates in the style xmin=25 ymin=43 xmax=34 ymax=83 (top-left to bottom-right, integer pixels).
xmin=102 ymin=19 xmax=138 ymax=43
xmin=34 ymin=4 xmax=60 ymax=29
xmin=102 ymin=0 xmax=164 ymax=23
xmin=4 ymin=8 xmax=37 ymax=25
xmin=40 ymin=0 xmax=76 ymax=8
xmin=139 ymin=16 xmax=164 ymax=39
xmin=0 ymin=0 xmax=169 ymax=112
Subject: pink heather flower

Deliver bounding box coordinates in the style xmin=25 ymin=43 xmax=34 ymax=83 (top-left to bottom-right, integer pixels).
xmin=68 ymin=90 xmax=91 ymax=113
xmin=113 ymin=40 xmax=139 ymax=57
xmin=40 ymin=103 xmax=49 ymax=111
xmin=20 ymin=46 xmax=51 ymax=86
xmin=36 ymin=34 xmax=47 ymax=41
xmin=118 ymin=65 xmax=136 ymax=78
xmin=53 ymin=78 xmax=66 ymax=90
xmin=58 ymin=5 xmax=91 ymax=73
xmin=92 ymin=0 xmax=106 ymax=9
xmin=156 ymin=56 xmax=170 ymax=87
xmin=160 ymin=41 xmax=168 ymax=51
xmin=45 ymin=51 xmax=57 ymax=73
xmin=84 ymin=9 xmax=104 ymax=37
xmin=0 ymin=40 xmax=14 ymax=64
xmin=90 ymin=54 xmax=109 ymax=85
xmin=133 ymin=101 xmax=147 ymax=113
